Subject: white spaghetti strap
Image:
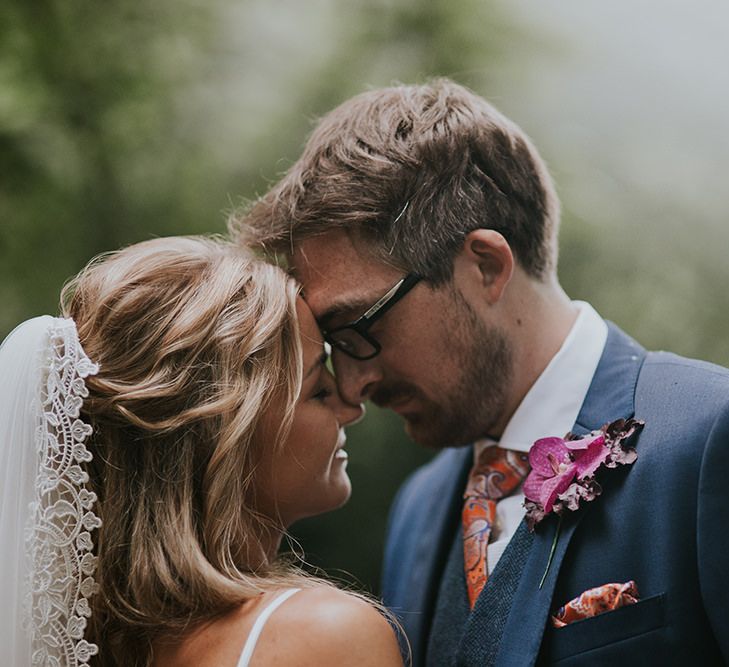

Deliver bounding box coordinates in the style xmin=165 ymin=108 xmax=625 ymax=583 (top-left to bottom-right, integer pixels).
xmin=236 ymin=588 xmax=301 ymax=667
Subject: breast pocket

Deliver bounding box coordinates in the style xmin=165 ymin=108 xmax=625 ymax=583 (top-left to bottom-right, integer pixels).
xmin=543 ymin=593 xmax=667 ymax=665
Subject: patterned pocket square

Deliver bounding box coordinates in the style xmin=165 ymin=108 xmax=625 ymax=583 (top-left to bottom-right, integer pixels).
xmin=551 ymin=581 xmax=640 ymax=628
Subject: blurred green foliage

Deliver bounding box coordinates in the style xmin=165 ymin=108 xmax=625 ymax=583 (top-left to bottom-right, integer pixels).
xmin=2 ymin=0 xmax=728 ymax=595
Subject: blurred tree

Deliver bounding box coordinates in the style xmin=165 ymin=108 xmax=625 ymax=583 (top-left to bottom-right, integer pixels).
xmin=0 ymin=0 xmax=225 ymax=333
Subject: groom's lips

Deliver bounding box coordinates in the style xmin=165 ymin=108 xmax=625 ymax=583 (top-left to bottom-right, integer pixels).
xmin=383 ymin=396 xmax=417 ymax=415
xmin=372 ymin=385 xmax=419 ymax=417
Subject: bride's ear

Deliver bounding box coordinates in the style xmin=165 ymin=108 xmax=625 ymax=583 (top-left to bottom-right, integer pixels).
xmin=452 ymin=229 xmax=514 ymax=305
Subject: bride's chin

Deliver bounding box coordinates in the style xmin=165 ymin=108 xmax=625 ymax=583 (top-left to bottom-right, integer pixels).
xmin=329 ymin=476 xmax=352 ymax=510
xmin=295 ymin=475 xmax=353 ymax=520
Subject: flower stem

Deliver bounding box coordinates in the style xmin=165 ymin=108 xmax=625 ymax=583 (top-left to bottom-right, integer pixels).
xmin=539 ymin=515 xmax=562 ymax=590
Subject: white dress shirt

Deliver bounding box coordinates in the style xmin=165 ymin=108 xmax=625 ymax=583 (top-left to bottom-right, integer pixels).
xmin=474 ymin=301 xmax=608 ymax=573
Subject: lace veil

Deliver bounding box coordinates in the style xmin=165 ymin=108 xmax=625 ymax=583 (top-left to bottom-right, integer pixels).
xmin=0 ymin=317 xmax=101 ymax=666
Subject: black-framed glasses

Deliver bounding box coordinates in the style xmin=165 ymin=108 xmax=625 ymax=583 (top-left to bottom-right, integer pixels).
xmin=323 ymin=273 xmax=421 ymax=360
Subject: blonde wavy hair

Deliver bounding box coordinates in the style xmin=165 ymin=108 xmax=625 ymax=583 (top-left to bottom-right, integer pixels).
xmin=62 ymin=236 xmax=316 ymax=665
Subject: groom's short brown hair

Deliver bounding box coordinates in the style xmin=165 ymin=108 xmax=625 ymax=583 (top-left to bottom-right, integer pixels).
xmin=238 ymin=79 xmax=560 ymax=284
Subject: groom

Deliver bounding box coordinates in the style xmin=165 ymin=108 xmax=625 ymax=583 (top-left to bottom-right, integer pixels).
xmin=242 ymin=80 xmax=729 ymax=665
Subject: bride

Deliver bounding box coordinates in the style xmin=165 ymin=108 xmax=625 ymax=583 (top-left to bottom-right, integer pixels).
xmin=0 ymin=236 xmax=404 ymax=666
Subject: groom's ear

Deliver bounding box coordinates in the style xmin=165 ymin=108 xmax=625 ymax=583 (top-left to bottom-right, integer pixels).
xmin=452 ymin=229 xmax=514 ymax=305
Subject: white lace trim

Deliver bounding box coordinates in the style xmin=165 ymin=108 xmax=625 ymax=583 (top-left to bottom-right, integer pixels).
xmin=25 ymin=320 xmax=101 ymax=666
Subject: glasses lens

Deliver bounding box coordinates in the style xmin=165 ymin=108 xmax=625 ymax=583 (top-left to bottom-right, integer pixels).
xmin=327 ymin=327 xmax=377 ymax=360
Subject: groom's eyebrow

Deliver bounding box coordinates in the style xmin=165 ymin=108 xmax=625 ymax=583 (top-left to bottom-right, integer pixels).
xmin=318 ymin=298 xmax=372 ymax=329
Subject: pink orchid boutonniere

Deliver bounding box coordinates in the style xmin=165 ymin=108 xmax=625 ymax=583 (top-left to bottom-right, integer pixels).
xmin=523 ymin=418 xmax=644 ymax=587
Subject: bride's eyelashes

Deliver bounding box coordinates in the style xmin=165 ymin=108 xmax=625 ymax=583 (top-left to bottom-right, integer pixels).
xmin=313 ymin=386 xmax=333 ymax=402
xmin=312 ymin=369 xmax=337 ymax=402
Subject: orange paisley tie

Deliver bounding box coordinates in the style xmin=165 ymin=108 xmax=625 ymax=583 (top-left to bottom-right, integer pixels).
xmin=462 ymin=446 xmax=530 ymax=608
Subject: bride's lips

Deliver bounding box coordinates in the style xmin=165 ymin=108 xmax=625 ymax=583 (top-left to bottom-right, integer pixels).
xmin=333 ymin=432 xmax=348 ymax=460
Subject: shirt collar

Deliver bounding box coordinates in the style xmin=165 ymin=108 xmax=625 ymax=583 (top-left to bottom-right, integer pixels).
xmin=475 ymin=301 xmax=608 ymax=456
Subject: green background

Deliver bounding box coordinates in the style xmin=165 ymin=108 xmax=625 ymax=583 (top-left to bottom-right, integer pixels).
xmin=3 ymin=0 xmax=728 ymax=595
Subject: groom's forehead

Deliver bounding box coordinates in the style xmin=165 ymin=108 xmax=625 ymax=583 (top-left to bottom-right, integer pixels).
xmin=290 ymin=231 xmax=400 ymax=324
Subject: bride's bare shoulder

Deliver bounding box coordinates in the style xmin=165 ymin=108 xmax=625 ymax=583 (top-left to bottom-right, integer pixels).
xmin=254 ymin=587 xmax=404 ymax=667
xmin=151 ymin=587 xmax=404 ymax=667
xmin=150 ymin=593 xmax=270 ymax=667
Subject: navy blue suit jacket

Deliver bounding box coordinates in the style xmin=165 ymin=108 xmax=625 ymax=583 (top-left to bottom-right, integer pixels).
xmin=382 ymin=323 xmax=729 ymax=666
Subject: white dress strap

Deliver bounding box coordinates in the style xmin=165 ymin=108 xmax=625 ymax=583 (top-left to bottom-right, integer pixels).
xmin=236 ymin=588 xmax=301 ymax=667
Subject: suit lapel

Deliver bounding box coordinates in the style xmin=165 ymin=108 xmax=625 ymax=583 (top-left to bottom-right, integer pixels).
xmin=571 ymin=322 xmax=646 ymax=435
xmin=464 ymin=322 xmax=646 ymax=667
xmin=402 ymin=446 xmax=473 ymax=665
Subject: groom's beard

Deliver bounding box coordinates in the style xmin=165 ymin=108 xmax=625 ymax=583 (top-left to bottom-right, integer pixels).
xmin=373 ymin=296 xmax=514 ymax=449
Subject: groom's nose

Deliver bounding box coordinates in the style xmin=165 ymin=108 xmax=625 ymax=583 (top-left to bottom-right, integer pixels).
xmin=331 ymin=351 xmax=383 ymax=404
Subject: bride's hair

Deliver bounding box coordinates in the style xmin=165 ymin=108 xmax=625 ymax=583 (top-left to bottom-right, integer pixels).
xmin=61 ymin=236 xmax=312 ymax=665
